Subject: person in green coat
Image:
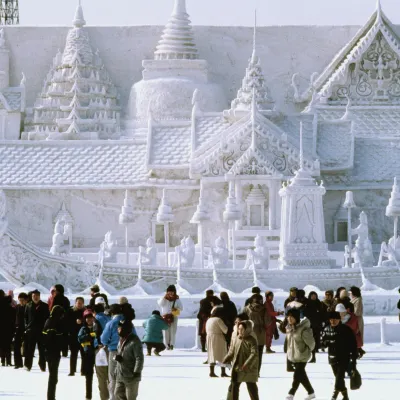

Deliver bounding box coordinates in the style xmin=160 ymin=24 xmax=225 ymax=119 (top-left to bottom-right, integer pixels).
xmin=223 ymin=320 xmax=259 ymax=400
xmin=142 ymin=310 xmax=169 ymax=356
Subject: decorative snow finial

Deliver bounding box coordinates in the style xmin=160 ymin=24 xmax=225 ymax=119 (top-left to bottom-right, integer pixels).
xmin=299 ymin=121 xmax=304 ymax=169
xmin=341 ymin=95 xmax=352 ymax=120
xmin=251 ymin=10 xmax=258 ymax=63
xmin=376 ymin=0 xmax=382 ymax=22
xmin=73 ymin=0 xmax=86 ymax=28
xmin=20 ymin=72 xmax=26 ymax=87
xmin=154 ymin=0 xmax=198 ymax=60
xmin=192 ymin=88 xmax=199 ymax=106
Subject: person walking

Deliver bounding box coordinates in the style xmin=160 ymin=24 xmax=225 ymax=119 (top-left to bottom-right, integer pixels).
xmin=89 ymin=284 xmax=109 ymax=309
xmin=206 ymin=306 xmax=229 ymax=378
xmin=14 ymin=292 xmax=28 ymax=369
xmin=24 ymin=289 xmax=50 ymax=372
xmin=349 ymin=286 xmax=365 ymax=358
xmin=78 ymin=309 xmax=103 ymax=400
xmin=68 ymin=296 xmax=86 ymax=376
xmin=322 ymin=290 xmax=337 ymax=314
xmin=197 ymin=290 xmax=214 ymax=352
xmin=244 ymin=294 xmax=270 ymax=375
xmin=321 ymin=311 xmax=358 ymax=400
xmin=142 ymin=310 xmax=169 ymax=356
xmin=0 ymin=294 xmax=16 ymax=366
xmin=223 ymin=320 xmax=259 ymax=400
xmin=285 ymin=308 xmax=316 ymax=400
xmin=305 ymin=291 xmax=324 ymax=363
xmin=114 ymin=319 xmax=144 ymax=400
xmin=42 ymin=305 xmax=65 ymax=400
xmin=264 ymin=291 xmax=284 ymax=354
xmin=157 ymin=285 xmax=183 ymax=350
xmin=335 ymin=304 xmax=363 ymax=356
xmin=220 ymin=291 xmax=237 ymax=347
xmin=284 ymin=287 xmax=298 ymax=308
xmin=101 ymin=304 xmax=125 ymax=400
xmin=337 ymin=289 xmax=354 ymax=313
xmin=52 ymin=284 xmax=70 ymax=358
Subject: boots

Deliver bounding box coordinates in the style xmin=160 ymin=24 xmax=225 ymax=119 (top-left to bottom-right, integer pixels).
xmin=358 ymin=348 xmax=366 ymax=359
xmin=201 ymin=337 xmax=207 ymax=353
xmin=342 ymin=389 xmax=349 ymax=400
xmin=221 ymin=367 xmax=229 ymax=378
xmin=266 ymin=347 xmax=275 ymax=354
xmin=209 ymin=364 xmax=218 ymax=378
xmin=309 ymin=351 xmax=316 ymax=363
xmin=331 ymin=390 xmax=339 ymax=400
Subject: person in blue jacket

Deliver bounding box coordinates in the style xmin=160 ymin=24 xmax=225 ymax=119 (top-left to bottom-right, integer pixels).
xmin=142 ymin=310 xmax=169 ymax=356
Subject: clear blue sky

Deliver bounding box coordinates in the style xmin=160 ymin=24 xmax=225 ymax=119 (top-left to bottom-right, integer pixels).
xmin=19 ymin=0 xmax=399 ymax=26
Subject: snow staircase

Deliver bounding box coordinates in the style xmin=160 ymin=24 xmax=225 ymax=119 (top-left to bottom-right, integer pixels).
xmin=232 ymin=229 xmax=280 ymax=260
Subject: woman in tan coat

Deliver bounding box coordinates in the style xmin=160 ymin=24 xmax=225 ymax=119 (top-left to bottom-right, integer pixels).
xmin=206 ymin=307 xmax=228 ymax=377
xmin=223 ymin=320 xmax=259 ymax=400
xmin=285 ymin=308 xmax=316 ymax=400
xmin=350 ymin=286 xmax=365 ymax=358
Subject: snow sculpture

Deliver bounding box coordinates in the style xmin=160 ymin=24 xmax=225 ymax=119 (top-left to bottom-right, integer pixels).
xmin=279 ymin=123 xmax=334 ymax=269
xmin=224 ymin=12 xmax=275 ymax=121
xmin=49 ymin=220 xmax=71 ymax=256
xmin=291 ymin=72 xmax=319 ymax=103
xmin=208 ymin=237 xmax=229 ymax=269
xmin=173 ymin=236 xmax=195 ymax=269
xmin=351 ymin=211 xmax=375 ymax=268
xmin=138 ymin=237 xmax=158 ymax=267
xmin=156 ymin=189 xmax=174 ymax=267
xmin=126 ymin=0 xmax=226 ymax=121
xmin=244 ymin=235 xmax=269 ymax=270
xmin=119 ymin=190 xmax=135 ymax=264
xmin=98 ymin=231 xmax=118 ymax=263
xmin=54 ymin=203 xmax=73 ymax=253
xmin=0 ymin=190 xmax=8 ymax=239
xmin=23 ymin=1 xmax=120 ymax=140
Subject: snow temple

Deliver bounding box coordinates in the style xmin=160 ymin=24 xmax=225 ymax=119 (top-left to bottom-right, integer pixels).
xmin=1 ymin=0 xmax=400 ymax=292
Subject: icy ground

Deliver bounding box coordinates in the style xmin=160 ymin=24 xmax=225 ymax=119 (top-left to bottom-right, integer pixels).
xmin=0 ymin=343 xmax=399 ymax=399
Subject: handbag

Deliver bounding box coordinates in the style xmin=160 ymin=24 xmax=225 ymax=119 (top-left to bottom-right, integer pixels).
xmin=350 ymin=368 xmax=362 ymax=390
xmin=172 ymin=308 xmax=181 ymax=317
xmin=95 ymin=348 xmax=108 ymax=367
xmin=163 ymin=314 xmax=174 ymax=325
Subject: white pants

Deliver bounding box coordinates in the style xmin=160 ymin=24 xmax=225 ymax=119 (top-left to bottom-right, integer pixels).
xmin=164 ymin=318 xmax=178 ymax=347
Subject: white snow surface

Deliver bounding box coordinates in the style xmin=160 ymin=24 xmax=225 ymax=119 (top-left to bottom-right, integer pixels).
xmin=0 ymin=343 xmax=398 ymax=399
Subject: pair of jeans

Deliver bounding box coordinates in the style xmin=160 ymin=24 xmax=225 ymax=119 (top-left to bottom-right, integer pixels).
xmin=24 ymin=331 xmax=46 ymax=371
xmin=288 ymin=362 xmax=314 ymax=396
xmin=47 ymin=356 xmax=60 ymax=400
xmin=115 ymin=380 xmax=140 ymax=400
xmin=331 ymin=363 xmax=347 ymax=392
xmin=108 ymin=350 xmax=118 ymax=400
xmin=226 ymin=370 xmax=259 ymax=400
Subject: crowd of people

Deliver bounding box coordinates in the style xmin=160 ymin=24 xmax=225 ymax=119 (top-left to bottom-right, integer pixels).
xmin=0 ymin=282 xmax=365 ymax=400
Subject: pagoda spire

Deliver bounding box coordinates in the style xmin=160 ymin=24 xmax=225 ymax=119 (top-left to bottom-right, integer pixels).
xmin=251 ymin=10 xmax=257 ymax=63
xmin=376 ymin=0 xmax=382 ymax=20
xmin=73 ymin=0 xmax=86 ymax=28
xmin=154 ymin=0 xmax=198 ymax=60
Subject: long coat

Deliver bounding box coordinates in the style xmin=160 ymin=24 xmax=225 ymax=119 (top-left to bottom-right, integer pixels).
xmin=244 ymin=303 xmax=270 ymax=346
xmin=351 ymin=296 xmax=364 ymax=341
xmin=286 ymin=318 xmax=315 ymax=363
xmin=223 ymin=320 xmax=258 ymax=383
xmin=206 ymin=317 xmax=228 ymax=364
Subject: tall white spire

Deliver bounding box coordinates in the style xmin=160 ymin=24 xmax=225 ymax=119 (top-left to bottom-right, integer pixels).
xmin=251 ymin=10 xmax=257 ymax=63
xmin=299 ymin=121 xmax=304 ymax=169
xmin=73 ymin=0 xmax=86 ymax=28
xmin=154 ymin=0 xmax=198 ymax=60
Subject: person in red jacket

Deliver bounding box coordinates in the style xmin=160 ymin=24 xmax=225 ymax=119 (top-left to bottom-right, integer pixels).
xmin=264 ymin=291 xmax=284 ymax=354
xmin=335 ymin=304 xmax=363 ymax=349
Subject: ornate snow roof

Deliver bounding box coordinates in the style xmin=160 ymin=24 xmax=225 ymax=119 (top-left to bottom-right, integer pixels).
xmin=23 ymin=2 xmax=121 ymax=140
xmin=154 ymin=0 xmax=198 ymax=61
xmin=224 ymin=16 xmax=275 ymax=121
xmin=311 ymin=2 xmax=400 ymax=106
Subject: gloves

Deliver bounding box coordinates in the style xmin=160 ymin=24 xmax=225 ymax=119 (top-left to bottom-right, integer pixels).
xmin=90 ymin=332 xmax=97 ymax=338
xmin=115 ymin=354 xmax=123 ymax=362
xmin=133 ymin=372 xmax=141 ymax=378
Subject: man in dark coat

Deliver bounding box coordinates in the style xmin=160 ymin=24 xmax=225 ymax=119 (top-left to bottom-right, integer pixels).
xmin=244 ymin=287 xmax=261 ymax=307
xmin=42 ymin=305 xmax=65 ymax=400
xmin=52 ymin=284 xmax=70 ymax=357
xmin=14 ymin=292 xmax=28 ymax=368
xmin=197 ymin=289 xmax=214 ymax=352
xmin=321 ymin=311 xmax=358 ymax=400
xmin=284 ymin=287 xmax=298 ymax=308
xmin=0 ymin=294 xmax=16 ymax=366
xmin=220 ymin=291 xmax=237 ymax=346
xmin=24 ymin=289 xmax=50 ymax=371
xmin=67 ymin=296 xmax=85 ymax=376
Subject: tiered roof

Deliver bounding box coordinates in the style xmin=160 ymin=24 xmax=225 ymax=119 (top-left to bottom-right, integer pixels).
xmin=23 ymin=2 xmax=120 ymax=140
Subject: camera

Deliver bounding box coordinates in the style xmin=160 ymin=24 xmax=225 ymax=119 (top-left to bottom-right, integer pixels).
xmin=115 ymin=354 xmax=123 ymax=363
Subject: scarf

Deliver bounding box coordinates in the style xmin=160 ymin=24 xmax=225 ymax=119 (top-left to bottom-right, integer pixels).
xmin=165 ymin=293 xmax=179 ymax=302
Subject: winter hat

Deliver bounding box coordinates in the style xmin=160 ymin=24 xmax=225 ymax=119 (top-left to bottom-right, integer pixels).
xmin=54 ymin=284 xmax=65 ymax=295
xmin=286 ymin=308 xmax=301 ymax=323
xmin=31 ymin=289 xmax=40 ymax=295
xmin=95 ymin=297 xmax=106 ymax=305
xmin=251 ymin=287 xmax=261 ymax=294
xmin=335 ymin=303 xmax=347 ymax=313
xmin=328 ymin=311 xmax=341 ymax=320
xmin=83 ymin=309 xmax=94 ymax=318
xmin=152 ymin=310 xmax=161 ymax=316
xmin=90 ymin=284 xmax=100 ymax=293
xmin=166 ymin=285 xmax=177 ymax=293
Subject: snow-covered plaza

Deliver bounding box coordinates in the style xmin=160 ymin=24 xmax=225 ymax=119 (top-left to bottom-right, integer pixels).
xmin=0 ymin=343 xmax=398 ymax=399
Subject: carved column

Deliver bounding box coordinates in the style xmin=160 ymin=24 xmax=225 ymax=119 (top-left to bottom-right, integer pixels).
xmin=269 ymin=181 xmax=277 ymax=230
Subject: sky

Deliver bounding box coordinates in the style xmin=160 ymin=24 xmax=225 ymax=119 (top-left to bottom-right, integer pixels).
xmin=19 ymin=0 xmax=400 ymax=27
